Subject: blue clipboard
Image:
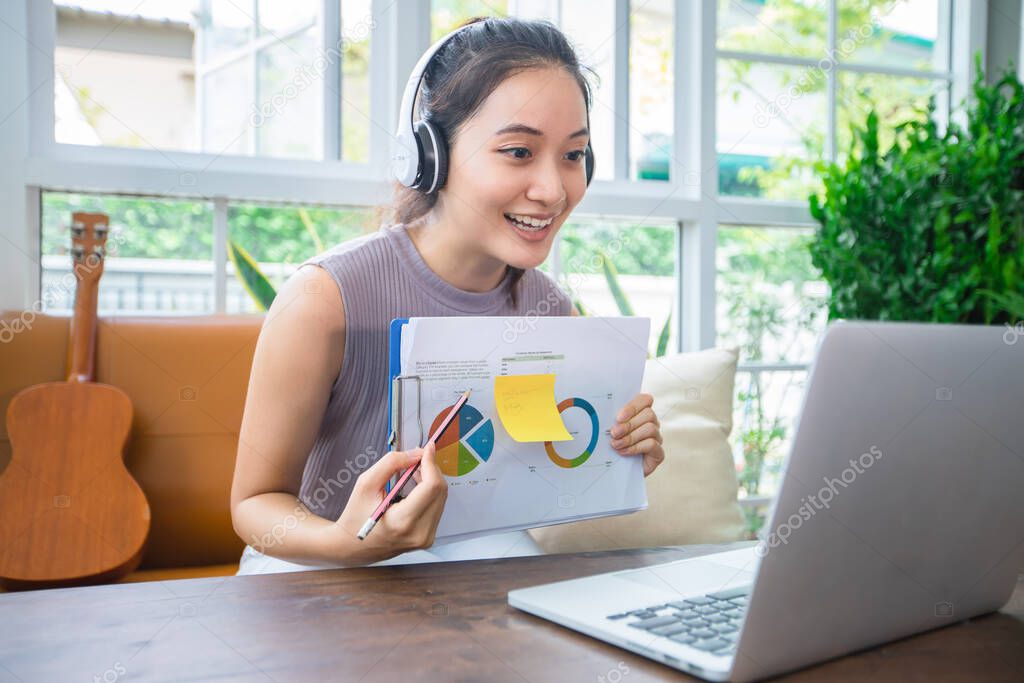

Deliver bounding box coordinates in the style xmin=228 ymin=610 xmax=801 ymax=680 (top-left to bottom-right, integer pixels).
xmin=385 ymin=318 xmax=409 ymax=493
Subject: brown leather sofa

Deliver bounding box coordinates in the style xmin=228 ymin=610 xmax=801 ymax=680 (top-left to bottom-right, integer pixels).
xmin=0 ymin=311 xmax=264 ymax=588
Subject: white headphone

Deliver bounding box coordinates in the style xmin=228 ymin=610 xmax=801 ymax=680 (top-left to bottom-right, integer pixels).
xmin=389 ymin=25 xmax=471 ymax=194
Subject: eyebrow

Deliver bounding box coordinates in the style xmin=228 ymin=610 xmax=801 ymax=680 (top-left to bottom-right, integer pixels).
xmin=494 ymin=123 xmax=590 ymax=139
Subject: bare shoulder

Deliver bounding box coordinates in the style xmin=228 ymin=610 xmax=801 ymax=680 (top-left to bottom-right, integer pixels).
xmin=264 ymin=263 xmax=346 ymax=338
xmin=249 ymin=262 xmax=347 ymax=394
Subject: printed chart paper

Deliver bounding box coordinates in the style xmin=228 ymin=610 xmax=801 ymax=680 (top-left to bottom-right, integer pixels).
xmin=397 ymin=316 xmax=651 ymax=543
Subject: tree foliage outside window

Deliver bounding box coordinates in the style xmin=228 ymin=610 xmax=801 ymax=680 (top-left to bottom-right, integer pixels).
xmin=718 ymin=226 xmax=828 ymax=535
xmin=715 ymin=1 xmax=953 ymax=533
xmin=719 ymin=0 xmax=949 ymax=200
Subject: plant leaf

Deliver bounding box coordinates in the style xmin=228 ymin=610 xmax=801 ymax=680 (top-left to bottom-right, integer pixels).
xmin=979 ymin=289 xmax=1024 ymax=319
xmin=228 ymin=239 xmax=277 ymax=311
xmin=656 ymin=311 xmax=672 ymax=357
xmin=598 ymin=249 xmax=635 ymax=317
xmin=298 ymin=207 xmax=325 ymax=253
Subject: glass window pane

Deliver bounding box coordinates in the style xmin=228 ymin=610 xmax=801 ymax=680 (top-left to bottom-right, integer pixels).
xmin=341 ymin=0 xmax=374 ymax=163
xmin=54 ymin=2 xmax=199 ymax=150
xmin=41 ymin=192 xmax=215 ymax=315
xmin=717 ymin=0 xmax=828 ymax=57
xmin=55 ymin=2 xmax=368 ymax=163
xmin=837 ymin=72 xmax=949 ymax=159
xmin=838 ymin=0 xmax=946 ymax=72
xmin=717 ymin=59 xmax=826 ymax=199
xmin=631 ymin=0 xmax=674 ymax=182
xmin=430 ymin=2 xmax=577 ymax=39
xmin=562 ymin=0 xmax=615 ymax=182
xmin=202 ymin=0 xmax=253 ymax=62
xmin=256 ymin=28 xmax=321 ymax=159
xmin=226 ymin=204 xmax=375 ymax=313
xmin=431 ymin=0 xmax=508 ymax=39
xmin=202 ymin=56 xmax=253 ymax=156
xmin=58 ymin=0 xmax=194 ymax=21
xmin=257 ymin=0 xmax=316 ymax=36
xmin=555 ymin=217 xmax=677 ymax=355
xmin=508 ymin=0 xmax=558 ymax=21
xmin=716 ymin=226 xmax=828 ymax=363
xmin=732 ymin=368 xmax=808 ymax=505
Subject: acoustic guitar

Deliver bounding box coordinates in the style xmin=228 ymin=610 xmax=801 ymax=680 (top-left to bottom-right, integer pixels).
xmin=0 ymin=212 xmax=150 ymax=591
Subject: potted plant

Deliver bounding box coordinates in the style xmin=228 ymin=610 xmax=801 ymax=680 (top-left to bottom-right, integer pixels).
xmin=809 ymin=59 xmax=1024 ymax=324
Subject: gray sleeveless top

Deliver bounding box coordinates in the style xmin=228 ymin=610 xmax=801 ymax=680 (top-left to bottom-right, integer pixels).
xmin=296 ymin=223 xmax=573 ymax=521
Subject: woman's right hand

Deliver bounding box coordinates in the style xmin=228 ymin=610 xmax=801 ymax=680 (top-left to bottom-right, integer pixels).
xmin=329 ymin=442 xmax=449 ymax=565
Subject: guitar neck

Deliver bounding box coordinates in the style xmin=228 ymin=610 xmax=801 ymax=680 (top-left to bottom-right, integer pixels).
xmin=67 ymin=276 xmax=98 ymax=384
xmin=66 ymin=212 xmax=109 ymax=385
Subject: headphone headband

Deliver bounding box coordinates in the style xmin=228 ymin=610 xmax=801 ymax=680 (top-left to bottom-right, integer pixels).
xmin=391 ymin=25 xmax=473 ymax=188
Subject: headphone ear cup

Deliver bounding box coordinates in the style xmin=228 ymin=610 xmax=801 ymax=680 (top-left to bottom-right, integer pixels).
xmin=412 ymin=121 xmax=436 ymax=193
xmin=432 ymin=126 xmax=449 ymax=193
xmin=584 ymin=142 xmax=595 ymax=186
xmin=392 ymin=130 xmax=421 ymax=187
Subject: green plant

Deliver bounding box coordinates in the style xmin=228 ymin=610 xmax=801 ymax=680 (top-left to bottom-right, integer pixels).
xmin=810 ymin=59 xmax=1024 ymax=324
xmin=558 ymin=233 xmax=674 ymax=358
xmin=227 ymin=207 xmax=342 ymax=311
xmin=227 ymin=240 xmax=276 ymax=311
xmin=227 ymin=207 xmax=328 ymax=311
xmin=596 ymin=249 xmax=673 ymax=358
xmin=717 ymin=227 xmax=828 ymax=537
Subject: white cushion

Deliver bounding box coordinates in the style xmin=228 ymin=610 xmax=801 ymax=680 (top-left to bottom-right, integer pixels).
xmin=528 ymin=347 xmax=746 ymax=552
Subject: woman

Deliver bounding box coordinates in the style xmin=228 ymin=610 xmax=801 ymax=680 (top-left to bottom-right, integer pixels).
xmin=231 ymin=17 xmax=664 ymax=575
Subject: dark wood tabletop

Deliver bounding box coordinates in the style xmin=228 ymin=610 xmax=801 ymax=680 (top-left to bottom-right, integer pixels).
xmin=1 ymin=543 xmax=1022 ymax=683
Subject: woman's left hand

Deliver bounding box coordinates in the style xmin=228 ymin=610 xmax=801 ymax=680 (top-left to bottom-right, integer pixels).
xmin=609 ymin=393 xmax=664 ymax=477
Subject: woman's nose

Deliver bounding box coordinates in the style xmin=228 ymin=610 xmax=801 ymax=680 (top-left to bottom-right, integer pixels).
xmin=525 ymin=160 xmax=567 ymax=207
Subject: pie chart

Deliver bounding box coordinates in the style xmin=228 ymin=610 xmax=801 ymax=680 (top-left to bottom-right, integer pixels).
xmin=544 ymin=397 xmax=600 ymax=468
xmin=429 ymin=403 xmax=494 ymax=477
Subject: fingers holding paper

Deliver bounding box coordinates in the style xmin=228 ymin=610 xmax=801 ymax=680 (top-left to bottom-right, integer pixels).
xmin=609 ymin=393 xmax=665 ymax=477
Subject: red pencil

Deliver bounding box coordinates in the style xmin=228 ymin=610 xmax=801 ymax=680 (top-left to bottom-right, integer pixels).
xmin=357 ymin=389 xmax=471 ymax=540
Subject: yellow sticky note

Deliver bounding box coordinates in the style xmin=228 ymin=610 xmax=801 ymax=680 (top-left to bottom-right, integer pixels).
xmin=494 ymin=373 xmax=573 ymax=442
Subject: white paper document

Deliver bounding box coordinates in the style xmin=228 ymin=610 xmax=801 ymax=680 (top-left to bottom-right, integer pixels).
xmin=395 ymin=315 xmax=651 ymax=543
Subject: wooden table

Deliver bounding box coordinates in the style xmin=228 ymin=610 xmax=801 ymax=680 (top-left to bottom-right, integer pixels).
xmin=2 ymin=543 xmax=1023 ymax=682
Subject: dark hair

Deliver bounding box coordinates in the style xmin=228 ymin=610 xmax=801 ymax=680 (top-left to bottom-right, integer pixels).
xmin=385 ymin=16 xmax=594 ymax=299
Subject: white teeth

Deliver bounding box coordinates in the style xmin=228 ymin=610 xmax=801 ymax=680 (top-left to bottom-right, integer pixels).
xmin=505 ymin=213 xmax=554 ymax=229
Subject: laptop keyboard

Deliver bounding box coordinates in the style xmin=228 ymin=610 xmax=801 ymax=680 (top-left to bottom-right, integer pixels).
xmin=605 ymin=585 xmax=751 ymax=658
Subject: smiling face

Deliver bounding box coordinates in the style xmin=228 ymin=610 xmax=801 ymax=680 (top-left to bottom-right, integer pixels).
xmin=435 ymin=66 xmax=590 ymax=270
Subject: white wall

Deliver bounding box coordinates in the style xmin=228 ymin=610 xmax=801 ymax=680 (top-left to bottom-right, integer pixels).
xmin=0 ymin=1 xmax=31 ymax=312
xmin=986 ymin=0 xmax=1023 ymax=79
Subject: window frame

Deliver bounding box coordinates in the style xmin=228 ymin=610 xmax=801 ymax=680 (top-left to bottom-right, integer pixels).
xmin=14 ymin=0 xmax=988 ymax=361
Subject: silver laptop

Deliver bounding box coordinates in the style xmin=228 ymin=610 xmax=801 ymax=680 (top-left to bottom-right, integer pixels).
xmin=509 ymin=321 xmax=1024 ymax=682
